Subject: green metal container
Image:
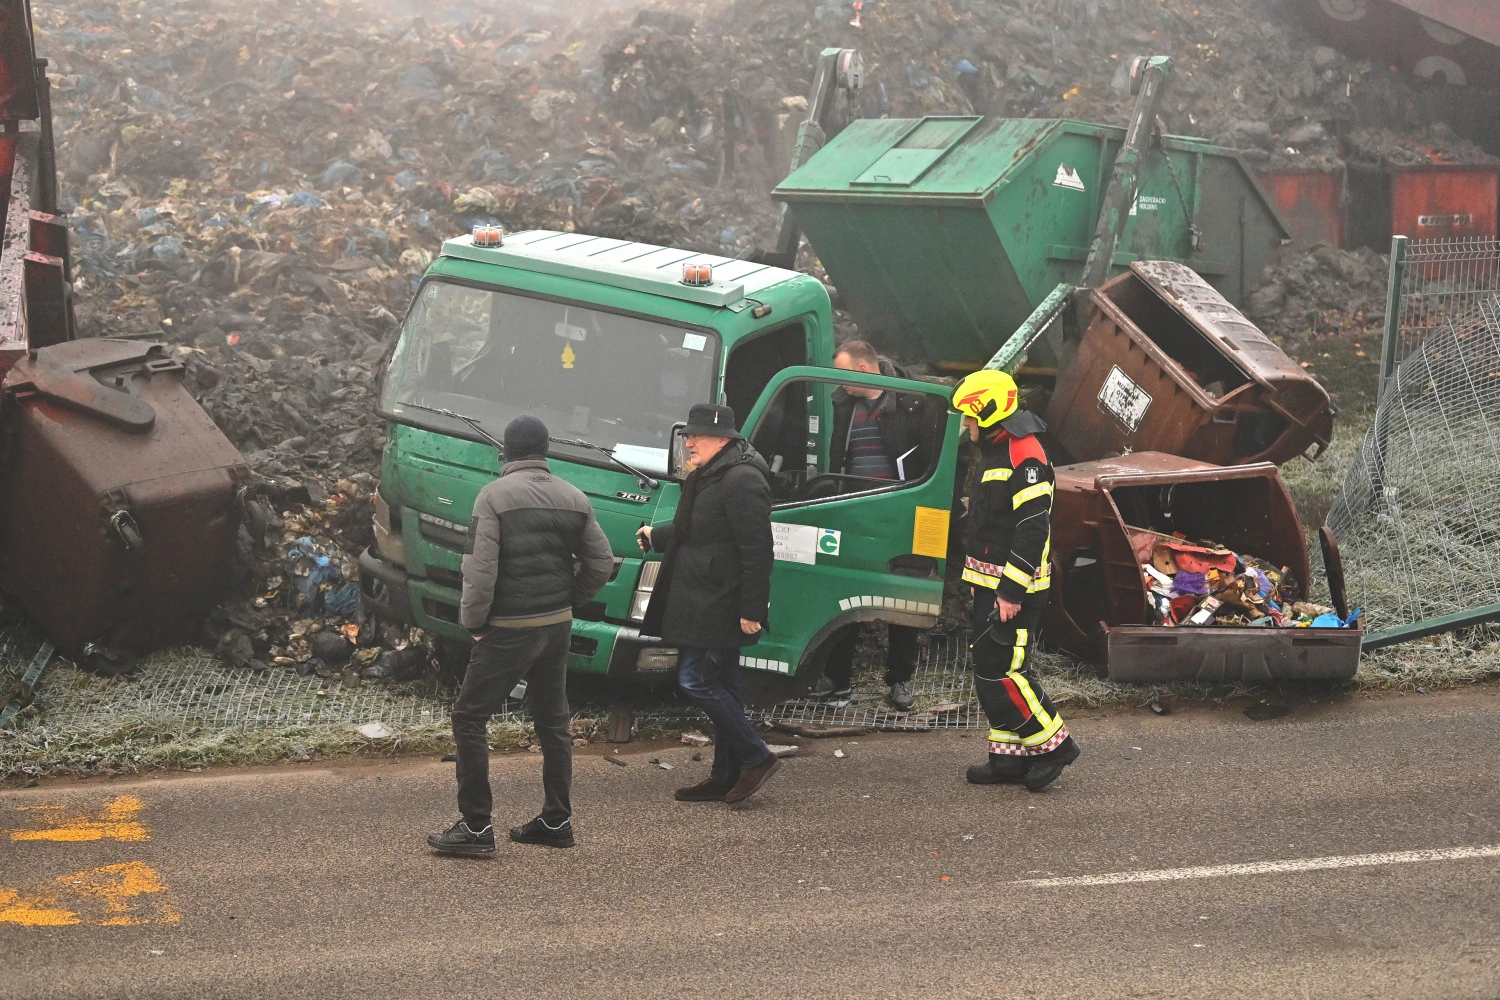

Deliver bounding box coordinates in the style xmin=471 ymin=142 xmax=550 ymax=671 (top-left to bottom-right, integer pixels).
xmin=773 ymin=116 xmax=1290 ymax=370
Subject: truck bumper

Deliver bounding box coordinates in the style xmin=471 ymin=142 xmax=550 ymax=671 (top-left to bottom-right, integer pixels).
xmin=358 ymin=548 xmax=415 ymax=626
xmin=358 ymin=548 xmax=669 ymax=677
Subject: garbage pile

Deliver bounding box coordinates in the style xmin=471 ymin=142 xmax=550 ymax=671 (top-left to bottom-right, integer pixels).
xmin=1132 ymin=529 xmax=1358 ymax=629
xmin=1246 ymin=244 xmax=1390 ymax=342
xmin=204 ymin=472 xmax=433 ymax=680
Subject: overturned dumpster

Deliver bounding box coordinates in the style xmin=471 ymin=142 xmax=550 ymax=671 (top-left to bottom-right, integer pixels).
xmin=0 ymin=340 xmax=251 ymax=669
xmin=1044 ymin=261 xmax=1335 ymax=467
xmin=1046 ymin=452 xmax=1360 ymax=682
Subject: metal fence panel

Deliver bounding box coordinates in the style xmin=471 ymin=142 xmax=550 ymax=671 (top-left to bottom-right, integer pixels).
xmin=1332 ymin=238 xmax=1500 ymax=640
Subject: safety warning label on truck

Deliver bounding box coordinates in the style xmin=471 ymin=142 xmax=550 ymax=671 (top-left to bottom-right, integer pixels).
xmin=1098 ymin=365 xmax=1151 ymax=432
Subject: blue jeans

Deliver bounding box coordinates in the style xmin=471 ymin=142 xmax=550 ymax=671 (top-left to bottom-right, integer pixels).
xmin=678 ymin=646 xmax=772 ymax=787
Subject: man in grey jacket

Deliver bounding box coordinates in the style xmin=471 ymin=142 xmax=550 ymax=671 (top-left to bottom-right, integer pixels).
xmin=427 ymin=415 xmax=613 ymax=856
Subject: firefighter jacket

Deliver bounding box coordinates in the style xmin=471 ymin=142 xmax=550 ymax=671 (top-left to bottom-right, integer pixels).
xmin=961 ymin=411 xmax=1055 ymax=607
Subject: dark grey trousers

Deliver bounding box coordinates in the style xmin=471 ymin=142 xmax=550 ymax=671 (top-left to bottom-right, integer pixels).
xmin=452 ymin=621 xmax=572 ymax=827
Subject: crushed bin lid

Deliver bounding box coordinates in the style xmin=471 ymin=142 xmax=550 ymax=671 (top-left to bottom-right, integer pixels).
xmin=1127 ymin=260 xmax=1317 ymax=397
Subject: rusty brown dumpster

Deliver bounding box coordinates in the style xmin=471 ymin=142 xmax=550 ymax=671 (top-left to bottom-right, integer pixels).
xmin=1045 ymin=452 xmax=1360 ymax=682
xmin=1044 ymin=261 xmax=1334 ymax=467
xmin=0 ymin=339 xmax=251 ymax=665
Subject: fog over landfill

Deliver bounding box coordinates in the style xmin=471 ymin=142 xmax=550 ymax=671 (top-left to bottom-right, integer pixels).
xmin=21 ymin=0 xmax=1500 ymax=678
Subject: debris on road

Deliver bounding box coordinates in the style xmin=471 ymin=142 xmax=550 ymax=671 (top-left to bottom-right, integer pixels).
xmin=680 ymin=730 xmax=711 ymax=747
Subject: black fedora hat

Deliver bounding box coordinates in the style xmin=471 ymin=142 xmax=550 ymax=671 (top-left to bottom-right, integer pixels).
xmin=682 ymin=402 xmax=742 ymax=439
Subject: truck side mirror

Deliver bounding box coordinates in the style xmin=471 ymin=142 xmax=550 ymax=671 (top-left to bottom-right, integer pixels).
xmin=668 ymin=422 xmax=689 ymax=480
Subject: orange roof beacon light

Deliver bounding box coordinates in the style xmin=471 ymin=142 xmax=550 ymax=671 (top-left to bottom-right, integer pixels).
xmin=472 ymin=224 xmax=504 ymax=248
xmin=681 ymin=262 xmax=713 ymax=286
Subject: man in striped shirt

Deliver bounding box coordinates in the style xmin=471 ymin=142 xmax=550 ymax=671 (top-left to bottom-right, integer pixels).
xmin=812 ymin=341 xmax=933 ymax=711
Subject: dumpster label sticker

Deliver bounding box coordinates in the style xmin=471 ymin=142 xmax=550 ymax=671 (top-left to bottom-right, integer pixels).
xmin=1053 ymin=164 xmax=1086 ymax=191
xmin=1130 ymin=194 xmax=1167 ymax=216
xmin=773 ymin=523 xmax=819 ymax=564
xmin=912 ymin=506 xmax=950 ymax=559
xmin=1418 ymin=214 xmax=1473 ymax=229
xmin=818 ymin=528 xmax=841 ymax=556
xmin=1098 ymin=365 xmax=1152 ymax=432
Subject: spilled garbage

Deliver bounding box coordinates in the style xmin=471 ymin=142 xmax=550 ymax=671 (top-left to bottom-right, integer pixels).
xmin=1132 ymin=529 xmax=1360 ymax=630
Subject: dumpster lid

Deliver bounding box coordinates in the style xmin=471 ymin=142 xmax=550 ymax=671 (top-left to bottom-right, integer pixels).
xmin=1054 ymin=452 xmax=1219 ymax=492
xmin=3 ymin=339 xmax=183 ymax=433
xmin=440 ymin=230 xmax=802 ymax=308
xmin=1126 ymin=260 xmax=1313 ymax=387
xmin=775 ymin=117 xmax=1241 ymax=207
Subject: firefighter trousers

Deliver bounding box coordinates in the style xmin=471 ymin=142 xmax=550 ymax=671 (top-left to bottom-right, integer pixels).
xmin=969 ymin=588 xmax=1070 ymax=757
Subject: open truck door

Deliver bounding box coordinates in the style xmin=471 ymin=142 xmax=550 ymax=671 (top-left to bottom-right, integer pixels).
xmin=728 ymin=365 xmax=959 ymax=703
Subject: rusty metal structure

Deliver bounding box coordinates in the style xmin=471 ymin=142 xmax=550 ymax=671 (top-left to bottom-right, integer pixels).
xmin=1298 ymin=0 xmax=1500 ymax=88
xmin=1 ymin=0 xmax=72 ymax=363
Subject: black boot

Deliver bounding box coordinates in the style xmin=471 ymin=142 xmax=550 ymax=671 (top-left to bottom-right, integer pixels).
xmin=1023 ymin=736 xmax=1080 ymax=791
xmin=966 ymin=753 xmax=1027 ymax=785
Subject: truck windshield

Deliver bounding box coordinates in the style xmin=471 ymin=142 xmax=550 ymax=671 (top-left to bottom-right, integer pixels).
xmin=381 ymin=279 xmax=718 ymax=474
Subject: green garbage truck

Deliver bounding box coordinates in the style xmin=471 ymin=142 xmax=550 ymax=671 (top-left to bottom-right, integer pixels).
xmin=358 ymin=229 xmax=964 ymax=700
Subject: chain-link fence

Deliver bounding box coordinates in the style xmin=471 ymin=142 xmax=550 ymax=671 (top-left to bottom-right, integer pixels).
xmin=6 ymin=626 xmax=984 ymax=736
xmin=1381 ymin=237 xmax=1500 ymax=379
xmin=1330 ymin=238 xmax=1500 ymax=644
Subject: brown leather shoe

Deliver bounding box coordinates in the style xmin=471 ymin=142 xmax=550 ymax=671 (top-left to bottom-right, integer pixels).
xmin=674 ymin=779 xmax=732 ymax=802
xmin=724 ymin=754 xmax=783 ymax=804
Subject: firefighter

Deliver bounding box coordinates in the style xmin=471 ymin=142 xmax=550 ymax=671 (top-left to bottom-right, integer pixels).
xmin=951 ymin=370 xmax=1080 ymax=791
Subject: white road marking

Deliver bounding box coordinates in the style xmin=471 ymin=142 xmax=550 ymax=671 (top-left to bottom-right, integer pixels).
xmin=1016 ymin=845 xmax=1500 ymax=887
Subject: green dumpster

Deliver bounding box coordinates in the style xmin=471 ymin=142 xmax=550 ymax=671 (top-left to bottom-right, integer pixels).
xmin=772 ymin=116 xmax=1290 ymax=371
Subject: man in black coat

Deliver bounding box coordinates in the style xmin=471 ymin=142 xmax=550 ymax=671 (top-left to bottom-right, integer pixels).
xmin=636 ymin=402 xmax=781 ymax=805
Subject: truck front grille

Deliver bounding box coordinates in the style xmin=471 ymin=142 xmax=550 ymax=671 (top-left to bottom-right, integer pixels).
xmin=418 ymin=512 xmax=470 ymax=553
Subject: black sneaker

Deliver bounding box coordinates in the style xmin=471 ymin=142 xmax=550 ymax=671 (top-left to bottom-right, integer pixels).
xmin=888 ymin=681 xmax=915 ymax=711
xmin=965 ymin=754 xmax=1027 ymax=785
xmin=809 ymin=675 xmax=853 ymax=707
xmin=1023 ymin=737 xmax=1081 ymax=792
xmin=509 ymin=815 xmax=575 ymax=848
xmin=426 ymin=819 xmax=495 ymax=856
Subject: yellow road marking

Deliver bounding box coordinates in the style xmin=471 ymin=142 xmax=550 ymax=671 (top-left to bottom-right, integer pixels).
xmin=0 ymin=888 xmax=79 ymax=926
xmin=0 ymin=862 xmax=179 ymax=927
xmin=8 ymin=795 xmax=150 ymax=842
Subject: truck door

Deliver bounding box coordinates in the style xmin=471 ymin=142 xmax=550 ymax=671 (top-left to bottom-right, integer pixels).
xmin=736 ymin=365 xmax=959 ymax=686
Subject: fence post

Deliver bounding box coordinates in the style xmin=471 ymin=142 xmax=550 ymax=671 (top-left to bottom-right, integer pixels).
xmin=1379 ymin=235 xmax=1408 ymax=401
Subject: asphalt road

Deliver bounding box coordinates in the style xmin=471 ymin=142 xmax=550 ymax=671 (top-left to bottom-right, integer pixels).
xmin=4 ymin=688 xmax=1499 ymax=999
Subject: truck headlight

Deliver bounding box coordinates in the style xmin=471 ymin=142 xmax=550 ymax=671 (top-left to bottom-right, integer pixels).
xmin=629 ymin=560 xmax=661 ymax=622
xmin=373 ymin=494 xmax=406 ymax=567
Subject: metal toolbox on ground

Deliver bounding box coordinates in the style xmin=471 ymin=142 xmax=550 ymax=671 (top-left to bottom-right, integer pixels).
xmin=1044 ymin=261 xmax=1334 ymax=467
xmin=0 ymin=339 xmax=251 ymax=662
xmin=1045 ymin=452 xmax=1361 ymax=682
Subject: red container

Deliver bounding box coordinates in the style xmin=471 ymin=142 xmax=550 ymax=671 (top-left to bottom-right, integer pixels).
xmin=0 ymin=339 xmax=251 ymax=659
xmin=1043 ymin=262 xmax=1335 ymax=467
xmin=1256 ymin=171 xmax=1344 ymax=249
xmin=1391 ymin=167 xmax=1499 ymax=241
xmin=1045 ymin=452 xmax=1361 ymax=682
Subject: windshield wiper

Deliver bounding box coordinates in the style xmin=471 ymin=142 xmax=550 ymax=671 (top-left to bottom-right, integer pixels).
xmin=402 ymin=401 xmax=505 ymax=451
xmin=549 ymin=436 xmax=660 ymax=491
xmin=401 ymin=401 xmax=659 ymax=491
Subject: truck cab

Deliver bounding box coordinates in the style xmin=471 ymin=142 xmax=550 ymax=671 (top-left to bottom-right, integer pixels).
xmin=359 ymin=230 xmax=959 ymax=700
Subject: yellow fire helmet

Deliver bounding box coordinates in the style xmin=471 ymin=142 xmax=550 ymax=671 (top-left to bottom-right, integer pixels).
xmin=951 ymin=369 xmax=1020 ymax=428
